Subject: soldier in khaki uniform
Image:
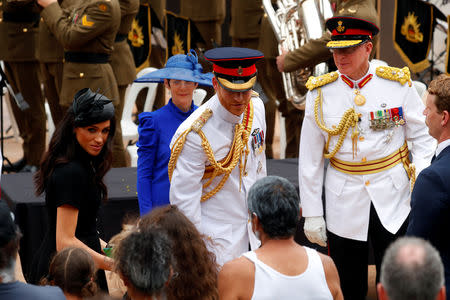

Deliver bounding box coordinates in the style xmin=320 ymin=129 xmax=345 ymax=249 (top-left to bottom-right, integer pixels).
xmin=179 ymin=0 xmax=225 ymax=49
xmin=38 ymin=0 xmax=127 ymax=167
xmin=110 ymin=0 xmax=139 ymax=166
xmin=278 ymin=0 xmax=378 ymax=72
xmin=257 ymin=14 xmax=286 ymax=158
xmin=37 ymin=1 xmax=64 ymax=127
xmin=230 ymin=0 xmax=278 ymax=158
xmin=0 ymin=0 xmax=47 ymax=172
xmin=275 ymin=0 xmax=378 ymax=158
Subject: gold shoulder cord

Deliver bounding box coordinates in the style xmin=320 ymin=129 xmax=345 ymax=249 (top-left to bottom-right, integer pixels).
xmin=314 ymin=88 xmax=360 ymax=159
xmin=375 ymin=66 xmax=412 ymax=87
xmin=168 ymin=102 xmax=254 ymax=202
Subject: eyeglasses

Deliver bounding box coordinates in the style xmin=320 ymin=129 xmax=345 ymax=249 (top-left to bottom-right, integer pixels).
xmin=170 ymin=80 xmax=196 ymax=87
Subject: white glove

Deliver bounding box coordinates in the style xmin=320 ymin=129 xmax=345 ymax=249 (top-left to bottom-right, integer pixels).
xmin=304 ymin=216 xmax=327 ymax=247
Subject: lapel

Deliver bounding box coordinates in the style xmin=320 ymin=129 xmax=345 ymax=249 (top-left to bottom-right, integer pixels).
xmin=434 ymin=145 xmax=450 ymax=163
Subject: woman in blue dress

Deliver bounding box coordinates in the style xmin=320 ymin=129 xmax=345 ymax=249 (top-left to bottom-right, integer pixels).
xmin=136 ymin=49 xmax=213 ymax=216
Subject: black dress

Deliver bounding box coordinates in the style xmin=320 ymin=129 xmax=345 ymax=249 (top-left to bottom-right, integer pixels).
xmin=29 ymin=147 xmax=108 ymax=291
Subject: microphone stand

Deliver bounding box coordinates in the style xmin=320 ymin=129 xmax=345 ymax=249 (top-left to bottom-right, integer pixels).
xmin=0 ymin=63 xmax=30 ymax=173
xmin=0 ymin=66 xmax=13 ymax=171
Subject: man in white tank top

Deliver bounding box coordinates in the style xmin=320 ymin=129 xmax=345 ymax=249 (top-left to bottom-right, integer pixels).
xmin=218 ymin=176 xmax=343 ymax=300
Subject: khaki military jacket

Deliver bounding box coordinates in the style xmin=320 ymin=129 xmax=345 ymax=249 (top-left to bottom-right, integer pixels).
xmin=229 ymin=0 xmax=263 ymax=39
xmin=180 ymin=0 xmax=225 ymax=22
xmin=140 ymin=0 xmax=165 ymax=26
xmin=41 ymin=0 xmax=120 ymax=55
xmin=0 ymin=0 xmax=39 ymax=61
xmin=110 ymin=0 xmax=139 ymax=86
xmin=41 ymin=0 xmax=120 ymax=106
xmin=284 ymin=0 xmax=378 ymax=72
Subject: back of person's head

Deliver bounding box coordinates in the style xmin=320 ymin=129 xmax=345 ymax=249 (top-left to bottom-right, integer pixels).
xmin=41 ymin=247 xmax=97 ymax=297
xmin=139 ymin=205 xmax=218 ymax=300
xmin=379 ymin=237 xmax=445 ymax=300
xmin=114 ymin=227 xmax=173 ymax=298
xmin=248 ymin=176 xmax=300 ymax=239
xmin=0 ymin=201 xmax=21 ymax=283
xmin=428 ymin=74 xmax=450 ymax=113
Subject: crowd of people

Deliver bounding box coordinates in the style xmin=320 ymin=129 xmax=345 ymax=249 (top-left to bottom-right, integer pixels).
xmin=1 ymin=0 xmax=450 ymax=300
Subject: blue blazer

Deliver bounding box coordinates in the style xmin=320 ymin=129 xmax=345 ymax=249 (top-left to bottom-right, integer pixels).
xmin=137 ymin=99 xmax=197 ymax=216
xmin=407 ymin=145 xmax=450 ymax=292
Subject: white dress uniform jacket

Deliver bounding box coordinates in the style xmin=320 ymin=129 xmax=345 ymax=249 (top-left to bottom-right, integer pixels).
xmin=299 ymin=62 xmax=435 ymax=241
xmin=170 ymin=94 xmax=267 ymax=265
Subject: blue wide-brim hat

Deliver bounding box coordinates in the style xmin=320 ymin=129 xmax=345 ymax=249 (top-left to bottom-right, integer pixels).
xmin=135 ymin=49 xmax=213 ymax=87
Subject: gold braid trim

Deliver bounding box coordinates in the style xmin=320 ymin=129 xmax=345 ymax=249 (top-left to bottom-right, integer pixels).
xmin=168 ymin=102 xmax=254 ymax=203
xmin=375 ymin=66 xmax=412 ymax=87
xmin=314 ymin=88 xmax=360 ymax=159
xmin=168 ymin=109 xmax=213 ymax=182
xmin=409 ymin=163 xmax=416 ymax=193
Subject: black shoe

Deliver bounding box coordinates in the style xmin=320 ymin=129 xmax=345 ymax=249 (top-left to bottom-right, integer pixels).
xmin=18 ymin=165 xmax=38 ymax=173
xmin=3 ymin=158 xmax=27 ymax=173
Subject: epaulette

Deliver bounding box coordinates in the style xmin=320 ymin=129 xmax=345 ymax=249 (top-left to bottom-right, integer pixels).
xmin=191 ymin=108 xmax=213 ymax=133
xmin=306 ymin=72 xmax=339 ymax=91
xmin=376 ymin=66 xmax=412 ymax=86
xmin=251 ymin=90 xmax=259 ymax=97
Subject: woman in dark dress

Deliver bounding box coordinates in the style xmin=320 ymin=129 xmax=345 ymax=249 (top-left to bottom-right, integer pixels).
xmin=29 ymin=88 xmax=115 ymax=291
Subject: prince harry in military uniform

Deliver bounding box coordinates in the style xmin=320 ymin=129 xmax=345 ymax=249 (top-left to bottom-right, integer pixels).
xmin=169 ymin=48 xmax=267 ymax=266
xmin=299 ymin=17 xmax=434 ymax=299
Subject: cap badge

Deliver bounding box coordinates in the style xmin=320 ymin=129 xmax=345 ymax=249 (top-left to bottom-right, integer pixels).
xmin=337 ymin=21 xmax=345 ymax=33
xmin=237 ymin=66 xmax=243 ymax=75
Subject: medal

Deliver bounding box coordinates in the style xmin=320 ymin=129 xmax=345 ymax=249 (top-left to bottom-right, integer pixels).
xmin=354 ymin=90 xmax=366 ymax=106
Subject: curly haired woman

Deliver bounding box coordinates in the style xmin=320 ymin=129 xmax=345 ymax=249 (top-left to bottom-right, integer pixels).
xmin=140 ymin=205 xmax=219 ymax=300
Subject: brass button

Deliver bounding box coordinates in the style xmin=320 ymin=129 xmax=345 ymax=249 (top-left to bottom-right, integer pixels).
xmin=41 ymin=17 xmax=44 ymax=22
xmin=332 ymin=125 xmax=336 ymax=129
xmin=79 ymin=72 xmax=84 ymax=78
xmin=243 ymin=171 xmax=248 ymax=177
xmin=23 ymin=28 xmax=28 ymax=33
xmin=207 ymin=236 xmax=212 ymax=240
xmin=359 ymin=136 xmax=365 ymax=141
xmin=361 ymin=157 xmax=367 ymax=162
xmin=365 ymin=180 xmax=370 ymax=186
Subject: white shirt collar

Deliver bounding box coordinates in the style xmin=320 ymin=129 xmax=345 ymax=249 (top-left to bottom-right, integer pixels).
xmin=435 ymin=139 xmax=450 ymax=157
xmin=211 ymin=94 xmax=243 ymax=124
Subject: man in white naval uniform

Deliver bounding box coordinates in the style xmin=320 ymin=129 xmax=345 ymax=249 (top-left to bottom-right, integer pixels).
xmin=169 ymin=47 xmax=267 ymax=266
xmin=299 ymin=17 xmax=435 ymax=300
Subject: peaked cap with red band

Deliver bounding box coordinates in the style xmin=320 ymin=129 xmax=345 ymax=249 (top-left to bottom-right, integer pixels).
xmin=326 ymin=16 xmax=379 ymax=49
xmin=204 ymin=47 xmax=264 ymax=92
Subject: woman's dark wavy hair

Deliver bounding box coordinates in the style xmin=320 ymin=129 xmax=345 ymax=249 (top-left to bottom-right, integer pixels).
xmin=140 ymin=205 xmax=219 ymax=300
xmin=34 ymin=106 xmax=116 ymax=202
xmin=40 ymin=247 xmax=97 ymax=297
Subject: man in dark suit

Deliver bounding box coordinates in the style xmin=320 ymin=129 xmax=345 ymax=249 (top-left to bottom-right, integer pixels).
xmin=407 ymin=74 xmax=450 ymax=294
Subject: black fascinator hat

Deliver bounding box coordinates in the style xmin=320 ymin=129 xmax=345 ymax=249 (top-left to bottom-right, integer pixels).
xmin=72 ymin=88 xmax=115 ymax=127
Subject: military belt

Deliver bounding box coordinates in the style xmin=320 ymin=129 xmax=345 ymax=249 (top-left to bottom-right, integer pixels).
xmin=64 ymin=52 xmax=110 ymax=64
xmin=3 ymin=12 xmax=40 ymax=24
xmin=329 ymin=142 xmax=411 ymax=177
xmin=115 ymin=34 xmax=127 ymax=42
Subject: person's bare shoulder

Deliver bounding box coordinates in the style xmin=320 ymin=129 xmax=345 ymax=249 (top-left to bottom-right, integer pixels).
xmin=219 ymin=256 xmax=255 ymax=300
xmin=318 ymin=252 xmax=343 ymax=300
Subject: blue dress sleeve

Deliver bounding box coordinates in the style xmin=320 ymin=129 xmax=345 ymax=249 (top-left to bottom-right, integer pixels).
xmin=137 ymin=112 xmax=159 ymax=216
